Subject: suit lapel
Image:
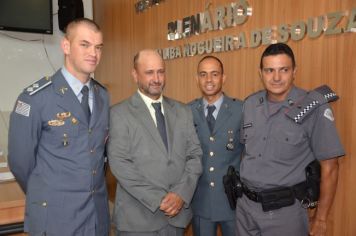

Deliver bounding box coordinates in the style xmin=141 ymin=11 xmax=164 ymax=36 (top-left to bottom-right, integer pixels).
xmin=163 ymin=97 xmax=176 ymax=156
xmin=90 ymin=83 xmax=103 ymax=128
xmin=131 ymin=93 xmax=168 ymax=155
xmin=53 ymin=71 xmax=88 ymax=125
xmin=212 ymin=96 xmax=232 ymax=134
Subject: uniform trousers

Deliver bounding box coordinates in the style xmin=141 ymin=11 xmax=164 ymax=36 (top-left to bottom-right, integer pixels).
xmin=192 ymin=215 xmax=235 ymax=236
xmin=117 ymin=224 xmax=184 ymax=236
xmin=235 ymin=195 xmax=308 ymax=236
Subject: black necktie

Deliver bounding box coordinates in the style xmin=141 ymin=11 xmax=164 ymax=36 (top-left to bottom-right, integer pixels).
xmin=152 ymin=102 xmax=168 ymax=151
xmin=81 ymin=85 xmax=91 ymax=122
xmin=206 ymin=105 xmax=216 ymax=133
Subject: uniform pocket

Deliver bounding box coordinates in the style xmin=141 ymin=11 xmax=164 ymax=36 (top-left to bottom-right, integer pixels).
xmin=27 ymin=200 xmax=48 ymax=234
xmin=241 ymin=124 xmax=255 ymax=143
xmin=272 ymin=130 xmax=307 ymax=160
xmin=26 ymin=189 xmax=64 ymax=234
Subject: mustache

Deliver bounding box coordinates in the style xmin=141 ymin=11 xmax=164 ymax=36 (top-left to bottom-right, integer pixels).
xmin=150 ymin=81 xmax=163 ymax=86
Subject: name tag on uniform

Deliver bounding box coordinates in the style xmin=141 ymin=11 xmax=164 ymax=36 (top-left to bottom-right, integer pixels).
xmin=243 ymin=123 xmax=253 ymax=129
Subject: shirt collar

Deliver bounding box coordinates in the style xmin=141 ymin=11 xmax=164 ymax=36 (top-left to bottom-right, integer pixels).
xmin=203 ymin=94 xmax=224 ymax=114
xmin=258 ymin=85 xmax=299 ymax=108
xmin=61 ymin=67 xmax=91 ymax=97
xmin=137 ymin=89 xmax=163 ymax=109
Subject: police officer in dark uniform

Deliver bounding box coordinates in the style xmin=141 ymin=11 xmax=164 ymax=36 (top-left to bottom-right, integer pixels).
xmin=237 ymin=43 xmax=345 ymax=236
xmin=8 ymin=18 xmax=110 ymax=236
xmin=190 ymin=55 xmax=243 ymax=236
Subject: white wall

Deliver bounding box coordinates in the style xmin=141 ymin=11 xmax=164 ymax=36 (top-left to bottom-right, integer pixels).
xmin=0 ymin=0 xmax=93 ymax=156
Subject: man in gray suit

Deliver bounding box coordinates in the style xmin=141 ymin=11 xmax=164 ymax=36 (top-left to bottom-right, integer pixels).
xmin=189 ymin=55 xmax=243 ymax=236
xmin=8 ymin=18 xmax=110 ymax=235
xmin=108 ymin=49 xmax=203 ymax=236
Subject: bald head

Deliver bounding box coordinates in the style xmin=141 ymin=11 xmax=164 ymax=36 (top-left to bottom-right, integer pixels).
xmin=133 ymin=49 xmax=164 ymax=70
xmin=132 ymin=49 xmax=166 ymax=100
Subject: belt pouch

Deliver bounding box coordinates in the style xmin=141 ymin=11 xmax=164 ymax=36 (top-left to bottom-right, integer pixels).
xmin=260 ymin=187 xmax=295 ymax=211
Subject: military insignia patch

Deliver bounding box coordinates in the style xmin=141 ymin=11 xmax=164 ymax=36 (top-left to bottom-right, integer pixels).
xmin=71 ymin=117 xmax=78 ymax=124
xmin=48 ymin=120 xmax=65 ymax=126
xmin=25 ymin=76 xmax=52 ymax=96
xmin=57 ymin=112 xmax=71 ymax=120
xmin=323 ymin=108 xmax=334 ymax=121
xmin=15 ymin=100 xmax=31 ymax=117
xmin=59 ymin=87 xmax=68 ymax=94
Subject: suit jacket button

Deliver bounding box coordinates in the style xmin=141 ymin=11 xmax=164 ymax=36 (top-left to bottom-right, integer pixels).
xmin=42 ymin=202 xmax=47 ymax=207
xmin=209 ymin=136 xmax=215 ymax=142
xmin=209 ymin=151 xmax=214 ymax=157
xmin=210 ymin=182 xmax=215 ymax=187
xmin=209 ymin=167 xmax=214 ymax=172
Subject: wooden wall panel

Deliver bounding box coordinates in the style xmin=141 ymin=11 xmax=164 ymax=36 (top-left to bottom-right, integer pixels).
xmin=93 ymin=0 xmax=356 ymax=235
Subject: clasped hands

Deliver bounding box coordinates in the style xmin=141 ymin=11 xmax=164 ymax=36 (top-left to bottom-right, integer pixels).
xmin=159 ymin=192 xmax=184 ymax=217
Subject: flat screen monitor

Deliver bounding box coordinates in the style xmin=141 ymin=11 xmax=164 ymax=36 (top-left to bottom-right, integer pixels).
xmin=0 ymin=0 xmax=53 ymax=34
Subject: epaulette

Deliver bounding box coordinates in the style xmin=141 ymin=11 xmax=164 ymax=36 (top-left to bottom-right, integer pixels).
xmin=188 ymin=98 xmax=200 ymax=106
xmin=285 ymin=85 xmax=339 ymax=124
xmin=92 ymin=79 xmax=107 ymax=90
xmin=24 ymin=76 xmax=52 ymax=96
xmin=243 ymin=90 xmax=264 ymax=102
xmin=314 ymin=85 xmax=339 ymax=102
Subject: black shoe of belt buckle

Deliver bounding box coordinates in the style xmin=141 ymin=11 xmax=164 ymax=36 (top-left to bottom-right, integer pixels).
xmin=242 ymin=184 xmax=262 ymax=202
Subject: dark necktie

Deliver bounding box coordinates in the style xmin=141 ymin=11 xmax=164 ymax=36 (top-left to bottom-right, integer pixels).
xmin=206 ymin=105 xmax=216 ymax=133
xmin=81 ymin=85 xmax=91 ymax=122
xmin=152 ymin=102 xmax=168 ymax=151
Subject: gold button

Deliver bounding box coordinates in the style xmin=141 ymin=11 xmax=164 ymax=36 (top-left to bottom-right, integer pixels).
xmin=210 ymin=182 xmax=215 ymax=187
xmin=209 ymin=151 xmax=214 ymax=157
xmin=209 ymin=136 xmax=215 ymax=141
xmin=209 ymin=167 xmax=214 ymax=172
xmin=42 ymin=202 xmax=47 ymax=207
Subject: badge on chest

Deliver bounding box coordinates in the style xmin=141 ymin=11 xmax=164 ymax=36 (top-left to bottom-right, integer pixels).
xmin=47 ymin=111 xmax=79 ymax=147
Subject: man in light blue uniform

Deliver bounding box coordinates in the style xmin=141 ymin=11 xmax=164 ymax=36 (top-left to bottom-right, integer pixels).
xmin=190 ymin=55 xmax=243 ymax=236
xmin=8 ymin=18 xmax=110 ymax=236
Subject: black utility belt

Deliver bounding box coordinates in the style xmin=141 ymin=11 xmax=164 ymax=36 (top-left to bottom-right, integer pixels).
xmin=242 ymin=182 xmax=310 ymax=212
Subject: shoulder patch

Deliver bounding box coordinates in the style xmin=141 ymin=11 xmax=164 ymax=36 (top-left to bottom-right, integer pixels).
xmin=323 ymin=108 xmax=334 ymax=121
xmin=15 ymin=100 xmax=31 ymax=117
xmin=24 ymin=76 xmax=52 ymax=96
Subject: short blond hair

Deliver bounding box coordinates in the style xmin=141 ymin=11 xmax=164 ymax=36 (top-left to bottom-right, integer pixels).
xmin=65 ymin=18 xmax=101 ymax=39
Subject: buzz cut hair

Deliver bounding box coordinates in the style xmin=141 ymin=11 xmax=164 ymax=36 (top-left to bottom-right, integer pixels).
xmin=64 ymin=18 xmax=101 ymax=38
xmin=197 ymin=55 xmax=224 ymax=74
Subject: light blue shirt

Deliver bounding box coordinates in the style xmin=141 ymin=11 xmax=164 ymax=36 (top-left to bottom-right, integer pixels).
xmin=61 ymin=67 xmax=93 ymax=112
xmin=203 ymin=94 xmax=224 ymax=119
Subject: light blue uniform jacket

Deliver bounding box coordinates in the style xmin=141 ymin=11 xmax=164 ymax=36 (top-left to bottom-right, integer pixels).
xmin=189 ymin=95 xmax=243 ymax=221
xmin=8 ymin=70 xmax=110 ymax=236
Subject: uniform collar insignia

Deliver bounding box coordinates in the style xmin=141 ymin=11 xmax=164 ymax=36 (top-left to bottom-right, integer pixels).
xmin=59 ymin=87 xmax=68 ymax=94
